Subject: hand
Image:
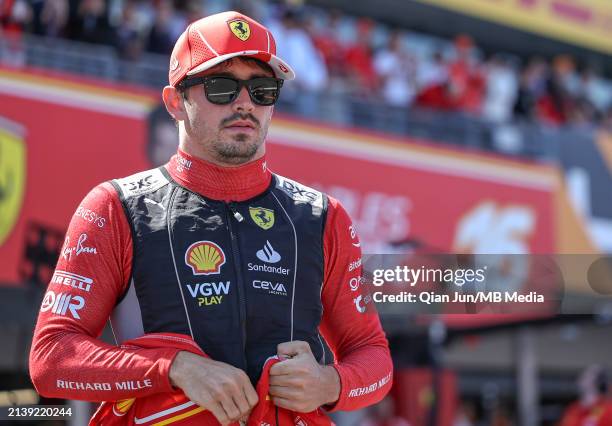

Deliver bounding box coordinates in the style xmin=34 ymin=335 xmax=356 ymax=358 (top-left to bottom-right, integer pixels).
xmin=169 ymin=351 xmax=258 ymax=425
xmin=269 ymin=341 xmax=340 ymax=412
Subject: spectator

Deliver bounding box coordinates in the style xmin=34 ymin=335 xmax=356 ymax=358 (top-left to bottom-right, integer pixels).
xmin=267 ymin=9 xmax=328 ymax=94
xmin=373 ymin=31 xmax=418 ymax=107
xmin=1 ymin=0 xmax=31 ymax=33
xmin=124 ymin=0 xmax=157 ymax=37
xmin=0 ymin=0 xmax=31 ymax=66
xmin=513 ymin=57 xmax=548 ymax=121
xmin=30 ymin=0 xmax=68 ymax=37
xmin=554 ymin=54 xmax=581 ymax=97
xmin=114 ymin=0 xmax=143 ymax=60
xmin=145 ymin=0 xmax=175 ymax=55
xmin=266 ymin=7 xmax=328 ymax=117
xmin=578 ymin=67 xmax=612 ymax=116
xmin=416 ymin=50 xmax=452 ymax=110
xmin=182 ymin=0 xmax=206 ymax=30
xmin=536 ymin=55 xmax=577 ymax=126
xmin=446 ymin=34 xmax=485 ymax=114
xmin=233 ymin=0 xmax=267 ymax=22
xmin=482 ymin=55 xmax=518 ymax=123
xmin=68 ymin=0 xmax=115 ymax=46
xmin=307 ymin=9 xmax=345 ymax=80
xmin=570 ymin=98 xmax=598 ymax=127
xmin=303 ymin=9 xmax=352 ymax=123
xmin=343 ymin=17 xmax=378 ymax=96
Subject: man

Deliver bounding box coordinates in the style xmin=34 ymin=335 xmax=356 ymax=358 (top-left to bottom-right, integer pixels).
xmin=29 ymin=11 xmax=393 ymax=425
xmin=559 ymin=365 xmax=612 ymax=426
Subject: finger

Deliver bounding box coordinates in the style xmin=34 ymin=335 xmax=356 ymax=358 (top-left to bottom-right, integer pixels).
xmin=219 ymin=396 xmax=242 ymax=423
xmin=269 ymin=373 xmax=295 ymax=387
xmin=243 ymin=382 xmax=259 ymax=409
xmin=232 ymin=392 xmax=252 ymax=419
xmin=269 ymin=384 xmax=295 ymax=400
xmin=207 ymin=401 xmax=231 ymax=426
xmin=277 ymin=340 xmax=311 ymax=359
xmin=270 ymin=359 xmax=297 ymax=376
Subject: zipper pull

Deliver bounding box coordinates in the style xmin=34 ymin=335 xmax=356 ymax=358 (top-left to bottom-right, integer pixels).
xmin=228 ymin=203 xmax=244 ymax=222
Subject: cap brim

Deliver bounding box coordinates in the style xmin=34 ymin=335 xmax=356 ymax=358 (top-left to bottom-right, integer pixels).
xmin=186 ymin=51 xmax=295 ymax=81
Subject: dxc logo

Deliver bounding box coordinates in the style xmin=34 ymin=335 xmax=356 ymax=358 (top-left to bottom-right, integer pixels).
xmin=282 ymin=181 xmax=318 ymax=202
xmin=126 ymin=175 xmax=154 ymax=192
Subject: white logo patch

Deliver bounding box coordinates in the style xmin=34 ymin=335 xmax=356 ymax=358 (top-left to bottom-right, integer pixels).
xmin=115 ymin=169 xmax=169 ymax=198
xmin=256 ymin=240 xmax=281 ymax=264
xmin=41 ymin=290 xmax=85 ymax=319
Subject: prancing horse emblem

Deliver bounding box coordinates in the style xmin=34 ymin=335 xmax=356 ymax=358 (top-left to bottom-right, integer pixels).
xmin=249 ymin=207 xmax=275 ymax=230
xmin=228 ymin=19 xmax=251 ymax=41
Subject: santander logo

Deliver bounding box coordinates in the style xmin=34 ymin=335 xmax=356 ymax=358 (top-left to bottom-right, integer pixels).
xmin=256 ymin=240 xmax=281 ymax=264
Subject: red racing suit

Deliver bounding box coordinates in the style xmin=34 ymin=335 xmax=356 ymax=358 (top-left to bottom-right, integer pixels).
xmin=29 ymin=149 xmax=393 ymax=415
xmin=89 ymin=332 xmax=333 ymax=426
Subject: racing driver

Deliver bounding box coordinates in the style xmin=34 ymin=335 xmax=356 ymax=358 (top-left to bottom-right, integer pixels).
xmin=29 ymin=10 xmax=393 ymax=425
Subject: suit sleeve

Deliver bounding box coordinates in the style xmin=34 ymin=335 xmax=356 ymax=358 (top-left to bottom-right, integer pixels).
xmin=29 ymin=182 xmax=181 ymax=402
xmin=319 ymin=196 xmax=393 ymax=411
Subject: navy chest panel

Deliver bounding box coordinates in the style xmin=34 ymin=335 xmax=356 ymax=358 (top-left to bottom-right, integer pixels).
xmin=113 ymin=169 xmax=327 ymax=381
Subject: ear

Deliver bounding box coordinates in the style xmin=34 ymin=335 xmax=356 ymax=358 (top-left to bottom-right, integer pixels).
xmin=162 ymin=86 xmax=188 ymax=122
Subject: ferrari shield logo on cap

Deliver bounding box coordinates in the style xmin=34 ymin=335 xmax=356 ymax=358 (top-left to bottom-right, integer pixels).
xmin=228 ymin=19 xmax=251 ymax=41
xmin=0 ymin=116 xmax=26 ymax=248
xmin=249 ymin=207 xmax=275 ymax=230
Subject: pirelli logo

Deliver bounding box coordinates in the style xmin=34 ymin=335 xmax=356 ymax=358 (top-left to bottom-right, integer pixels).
xmin=51 ymin=270 xmax=94 ymax=292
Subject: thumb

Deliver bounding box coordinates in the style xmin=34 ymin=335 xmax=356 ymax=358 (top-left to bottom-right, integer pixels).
xmin=276 ymin=340 xmax=312 ymax=359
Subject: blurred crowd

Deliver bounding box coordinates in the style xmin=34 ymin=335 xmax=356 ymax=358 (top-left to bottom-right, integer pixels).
xmin=2 ymin=0 xmax=612 ymax=130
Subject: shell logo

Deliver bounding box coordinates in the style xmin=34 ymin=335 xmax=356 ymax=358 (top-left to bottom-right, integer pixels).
xmin=185 ymin=241 xmax=226 ymax=275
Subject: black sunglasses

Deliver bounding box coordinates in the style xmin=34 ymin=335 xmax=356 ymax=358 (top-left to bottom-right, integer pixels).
xmin=178 ymin=76 xmax=284 ymax=106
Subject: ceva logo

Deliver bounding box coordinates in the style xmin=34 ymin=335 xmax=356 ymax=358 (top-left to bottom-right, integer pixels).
xmin=185 ymin=241 xmax=226 ymax=275
xmin=252 ymin=280 xmax=287 ymax=296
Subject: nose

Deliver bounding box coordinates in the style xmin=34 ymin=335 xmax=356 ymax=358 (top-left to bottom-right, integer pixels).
xmin=231 ymin=85 xmax=255 ymax=113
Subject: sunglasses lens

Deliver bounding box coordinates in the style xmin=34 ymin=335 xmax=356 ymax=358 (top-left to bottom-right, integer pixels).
xmin=248 ymin=78 xmax=281 ymax=106
xmin=201 ymin=77 xmax=281 ymax=105
xmin=205 ymin=78 xmax=240 ymax=104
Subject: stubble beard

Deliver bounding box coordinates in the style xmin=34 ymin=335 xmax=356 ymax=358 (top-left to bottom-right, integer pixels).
xmin=187 ymin=112 xmax=270 ymax=165
xmin=209 ymin=127 xmax=265 ymax=165
xmin=211 ymin=114 xmax=270 ymax=164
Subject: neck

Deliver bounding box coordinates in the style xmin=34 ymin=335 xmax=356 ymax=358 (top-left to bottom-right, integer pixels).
xmin=180 ymin=142 xmax=265 ymax=168
xmin=165 ymin=148 xmax=272 ymax=202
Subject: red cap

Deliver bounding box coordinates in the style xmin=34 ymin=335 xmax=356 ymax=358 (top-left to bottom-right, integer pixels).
xmin=169 ymin=11 xmax=295 ymax=87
